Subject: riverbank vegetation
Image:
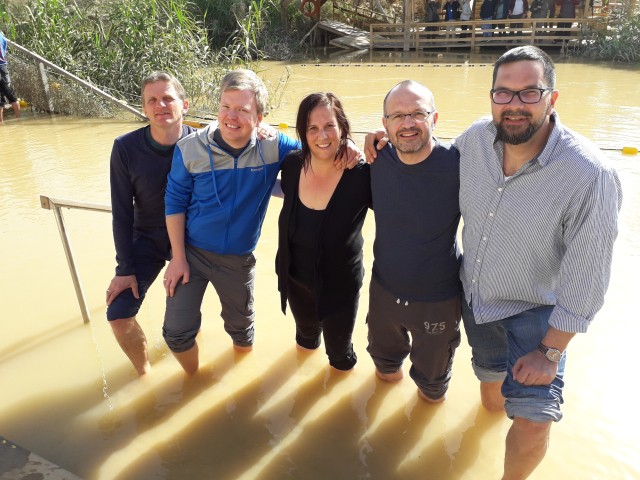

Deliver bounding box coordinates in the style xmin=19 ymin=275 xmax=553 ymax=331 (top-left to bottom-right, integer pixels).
xmin=569 ymin=11 xmax=640 ymax=62
xmin=0 ymin=0 xmax=307 ymax=116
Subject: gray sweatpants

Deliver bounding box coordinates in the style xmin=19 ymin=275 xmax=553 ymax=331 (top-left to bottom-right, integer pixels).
xmin=366 ymin=277 xmax=461 ymax=400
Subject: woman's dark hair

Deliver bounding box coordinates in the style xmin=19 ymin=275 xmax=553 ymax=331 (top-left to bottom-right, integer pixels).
xmin=296 ymin=92 xmax=351 ymax=170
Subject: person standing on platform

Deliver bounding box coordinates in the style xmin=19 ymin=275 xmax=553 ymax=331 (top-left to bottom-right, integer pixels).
xmin=0 ymin=31 xmax=21 ymax=123
xmin=460 ymin=0 xmax=473 ymax=37
xmin=424 ymin=0 xmax=442 ymax=39
xmin=508 ymin=0 xmax=529 ymax=36
xmin=480 ymin=0 xmax=496 ymax=37
xmin=494 ymin=0 xmax=510 ymax=35
xmin=443 ymin=0 xmax=462 ymax=39
xmin=556 ymin=0 xmax=580 ymax=37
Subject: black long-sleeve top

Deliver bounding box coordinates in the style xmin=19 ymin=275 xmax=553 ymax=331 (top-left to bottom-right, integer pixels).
xmin=110 ymin=125 xmax=194 ymax=276
xmin=276 ymin=152 xmax=372 ymax=318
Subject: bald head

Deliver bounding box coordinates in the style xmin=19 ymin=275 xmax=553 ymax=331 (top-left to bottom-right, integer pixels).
xmin=383 ymin=80 xmax=436 ymax=116
xmin=382 ymin=80 xmax=439 ymax=164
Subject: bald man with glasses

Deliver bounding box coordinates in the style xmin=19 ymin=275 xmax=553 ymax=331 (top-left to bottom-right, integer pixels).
xmin=366 ymin=79 xmax=463 ymax=404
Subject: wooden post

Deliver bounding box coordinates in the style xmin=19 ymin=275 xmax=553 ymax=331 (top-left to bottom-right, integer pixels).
xmin=37 ymin=61 xmax=55 ymax=113
xmin=403 ymin=0 xmax=413 ymax=51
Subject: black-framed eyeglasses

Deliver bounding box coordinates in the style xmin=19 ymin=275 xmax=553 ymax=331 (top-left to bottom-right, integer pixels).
xmin=490 ymin=88 xmax=553 ymax=104
xmin=383 ymin=110 xmax=434 ymax=124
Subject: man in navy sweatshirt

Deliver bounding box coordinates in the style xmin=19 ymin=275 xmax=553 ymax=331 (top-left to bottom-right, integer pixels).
xmin=105 ymin=72 xmax=193 ymax=375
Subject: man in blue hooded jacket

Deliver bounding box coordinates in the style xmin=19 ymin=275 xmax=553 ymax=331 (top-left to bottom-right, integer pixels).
xmin=163 ymin=69 xmax=360 ymax=374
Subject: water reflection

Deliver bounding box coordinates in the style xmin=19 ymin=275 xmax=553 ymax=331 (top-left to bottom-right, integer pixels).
xmin=0 ymin=59 xmax=638 ymax=479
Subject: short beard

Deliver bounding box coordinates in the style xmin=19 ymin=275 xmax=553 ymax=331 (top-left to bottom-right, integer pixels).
xmin=495 ymin=123 xmax=536 ymax=145
xmin=392 ymin=128 xmax=427 ymax=154
xmin=494 ymin=109 xmax=545 ymax=145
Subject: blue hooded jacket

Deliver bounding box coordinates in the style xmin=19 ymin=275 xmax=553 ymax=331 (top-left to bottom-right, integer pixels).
xmin=166 ymin=124 xmax=300 ymax=255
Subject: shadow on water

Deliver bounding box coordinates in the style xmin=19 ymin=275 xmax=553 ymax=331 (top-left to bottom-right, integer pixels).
xmin=447 ymin=406 xmax=506 ymax=478
xmin=1 ymin=344 xmax=267 ymax=478
xmin=112 ymin=348 xmax=336 ymax=479
xmin=0 ymin=301 xmax=511 ymax=480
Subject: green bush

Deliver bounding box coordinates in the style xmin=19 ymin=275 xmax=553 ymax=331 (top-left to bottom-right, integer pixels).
xmin=569 ymin=13 xmax=640 ymax=62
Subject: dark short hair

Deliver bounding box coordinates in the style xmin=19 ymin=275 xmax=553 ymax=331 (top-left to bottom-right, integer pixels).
xmin=492 ymin=46 xmax=556 ymax=89
xmin=140 ymin=71 xmax=186 ymax=103
xmin=296 ymin=92 xmax=351 ymax=170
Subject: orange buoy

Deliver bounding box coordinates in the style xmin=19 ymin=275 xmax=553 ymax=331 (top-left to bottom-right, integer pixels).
xmin=300 ymin=0 xmax=321 ymax=18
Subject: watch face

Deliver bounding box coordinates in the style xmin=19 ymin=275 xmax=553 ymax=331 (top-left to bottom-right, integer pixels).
xmin=547 ymin=349 xmax=561 ymax=362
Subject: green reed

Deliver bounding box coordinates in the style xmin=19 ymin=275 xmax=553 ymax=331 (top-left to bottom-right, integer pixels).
xmin=0 ymin=0 xmax=223 ymax=113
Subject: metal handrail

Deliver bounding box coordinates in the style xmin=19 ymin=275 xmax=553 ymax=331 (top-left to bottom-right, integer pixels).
xmin=40 ymin=195 xmax=111 ymax=323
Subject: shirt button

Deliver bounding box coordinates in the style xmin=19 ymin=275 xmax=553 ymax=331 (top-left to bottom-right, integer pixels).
xmin=482 ymin=236 xmax=487 ymax=241
xmin=489 ymin=212 xmax=494 ymax=217
xmin=472 ymin=279 xmax=477 ymax=283
xmin=498 ymin=187 xmax=503 ymax=192
xmin=476 ymin=258 xmax=481 ymax=263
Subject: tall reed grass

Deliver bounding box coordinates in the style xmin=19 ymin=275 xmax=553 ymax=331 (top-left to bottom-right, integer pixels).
xmin=0 ymin=0 xmax=222 ymax=115
xmin=0 ymin=0 xmax=301 ymax=117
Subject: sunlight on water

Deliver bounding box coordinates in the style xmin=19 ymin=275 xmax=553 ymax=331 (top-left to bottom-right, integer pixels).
xmin=0 ymin=58 xmax=638 ymax=480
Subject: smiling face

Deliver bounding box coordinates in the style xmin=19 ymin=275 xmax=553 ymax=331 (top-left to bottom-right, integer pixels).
xmin=305 ymin=104 xmax=342 ymax=163
xmin=492 ymin=60 xmax=558 ymax=146
xmin=142 ymin=80 xmax=188 ymax=131
xmin=382 ymin=82 xmax=438 ymax=164
xmin=217 ymin=88 xmax=263 ymax=149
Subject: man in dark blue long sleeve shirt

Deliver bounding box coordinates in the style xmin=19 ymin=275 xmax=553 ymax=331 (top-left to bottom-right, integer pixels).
xmin=105 ymin=72 xmax=193 ymax=375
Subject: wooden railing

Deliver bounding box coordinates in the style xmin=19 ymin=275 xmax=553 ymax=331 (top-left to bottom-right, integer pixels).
xmin=369 ymin=18 xmax=602 ymax=51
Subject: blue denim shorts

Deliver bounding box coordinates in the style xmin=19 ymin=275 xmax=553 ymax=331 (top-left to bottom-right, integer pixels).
xmin=107 ymin=234 xmax=169 ymax=321
xmin=461 ymin=295 xmax=565 ymax=423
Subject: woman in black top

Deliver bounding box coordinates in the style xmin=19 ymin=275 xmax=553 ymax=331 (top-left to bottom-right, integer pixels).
xmin=275 ymin=93 xmax=372 ymax=371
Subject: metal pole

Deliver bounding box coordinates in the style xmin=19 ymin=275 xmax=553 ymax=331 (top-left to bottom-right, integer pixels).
xmin=40 ymin=195 xmax=112 ymax=324
xmin=50 ymin=202 xmax=91 ymax=323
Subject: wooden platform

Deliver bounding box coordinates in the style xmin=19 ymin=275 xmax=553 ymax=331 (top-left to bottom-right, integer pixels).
xmin=310 ymin=17 xmax=601 ymax=52
xmin=317 ymin=20 xmax=370 ymax=49
xmin=369 ymin=18 xmax=598 ymax=51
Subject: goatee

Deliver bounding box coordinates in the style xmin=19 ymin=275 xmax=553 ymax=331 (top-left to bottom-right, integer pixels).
xmin=494 ymin=109 xmax=544 ymax=145
xmin=495 ymin=123 xmax=537 ymax=145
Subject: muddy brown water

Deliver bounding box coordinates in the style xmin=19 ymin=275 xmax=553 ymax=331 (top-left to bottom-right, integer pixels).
xmin=1 ymin=56 xmax=639 ymax=479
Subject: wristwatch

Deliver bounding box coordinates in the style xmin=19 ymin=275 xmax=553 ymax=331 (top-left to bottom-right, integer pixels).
xmin=537 ymin=343 xmax=562 ymax=363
